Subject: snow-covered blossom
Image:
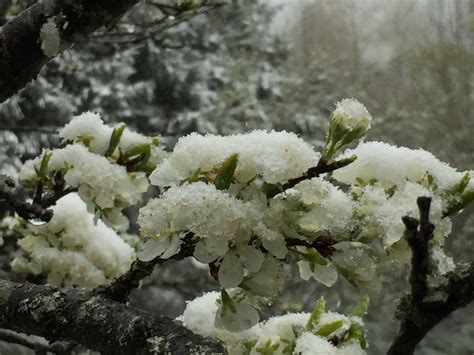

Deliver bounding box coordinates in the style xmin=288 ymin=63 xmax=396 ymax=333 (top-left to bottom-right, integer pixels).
xmin=138 ymin=182 xmax=268 ymax=261
xmin=150 ymin=130 xmax=319 ymax=187
xmin=281 ymin=178 xmax=354 ymax=237
xmin=178 ymin=292 xmax=368 ymax=355
xmin=332 ymin=99 xmax=372 ymax=132
xmin=138 ymin=181 xmax=285 ymax=329
xmin=19 ymin=145 xmax=149 ymax=230
xmin=322 ymin=99 xmax=372 ymax=162
xmin=11 ymin=193 xmax=135 ymax=288
xmin=353 ymin=182 xmax=445 ymax=246
xmin=60 ymin=112 xmax=166 ymax=165
xmin=333 ymin=141 xmax=464 ymax=191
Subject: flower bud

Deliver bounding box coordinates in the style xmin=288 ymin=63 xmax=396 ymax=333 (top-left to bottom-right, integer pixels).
xmin=322 ymin=99 xmax=372 ymax=163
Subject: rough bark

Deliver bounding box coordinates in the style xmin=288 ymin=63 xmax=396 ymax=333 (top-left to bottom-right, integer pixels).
xmin=387 ymin=197 xmax=474 ymax=355
xmin=387 ymin=262 xmax=474 ymax=355
xmin=0 ymin=0 xmax=140 ymax=103
xmin=0 ymin=279 xmax=225 ymax=354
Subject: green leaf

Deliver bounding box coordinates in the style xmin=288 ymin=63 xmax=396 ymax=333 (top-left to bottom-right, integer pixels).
xmin=315 ymin=320 xmax=343 ymax=337
xmin=349 ymin=295 xmax=369 ymax=317
xmin=306 ymin=297 xmax=325 ymax=331
xmin=106 ymin=124 xmax=126 ymax=157
xmin=256 ymin=339 xmax=279 ymax=354
xmin=343 ymin=323 xmax=367 ymax=349
xmin=214 ymin=153 xmax=238 ymax=190
xmin=123 ymin=144 xmax=151 ymax=163
xmin=37 ymin=151 xmax=52 ymax=178
xmin=281 ymin=338 xmax=296 ymax=354
xmin=444 ymin=189 xmax=474 ymax=216
xmin=242 ymin=339 xmax=258 ymax=355
xmin=443 ymin=173 xmax=474 ymax=216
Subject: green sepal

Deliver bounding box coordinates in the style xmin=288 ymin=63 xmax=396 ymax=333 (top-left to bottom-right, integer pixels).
xmin=256 ymin=339 xmax=279 ymax=354
xmin=315 ymin=320 xmax=343 ymax=337
xmin=242 ymin=339 xmax=258 ymax=355
xmin=343 ymin=323 xmax=367 ymax=349
xmin=349 ymin=295 xmax=369 ymax=317
xmin=106 ymin=124 xmax=126 ymax=157
xmin=306 ymin=297 xmax=325 ymax=332
xmin=281 ymin=338 xmax=296 ymax=354
xmin=214 ymin=153 xmax=238 ymax=190
xmin=35 ymin=151 xmax=52 ymax=178
xmin=181 ymin=168 xmax=202 ymax=184
xmin=220 ymin=289 xmax=236 ymax=314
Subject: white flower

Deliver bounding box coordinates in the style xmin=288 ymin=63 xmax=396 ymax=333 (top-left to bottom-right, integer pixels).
xmin=333 ymin=141 xmax=464 ymax=190
xmin=12 ymin=193 xmax=135 ymax=288
xmin=60 ymin=112 xmax=165 ymax=162
xmin=150 ymin=130 xmax=319 ymax=187
xmin=138 ymin=182 xmax=266 ymax=259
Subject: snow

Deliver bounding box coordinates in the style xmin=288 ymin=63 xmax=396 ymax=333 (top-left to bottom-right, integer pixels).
xmin=178 ymin=292 xmax=367 ymax=355
xmin=150 ymin=130 xmax=319 ymax=186
xmin=333 ymin=141 xmax=464 ymax=191
xmin=40 ymin=18 xmax=60 ymax=57
xmin=12 ymin=193 xmax=135 ymax=288
xmin=332 ymin=99 xmax=372 ymax=131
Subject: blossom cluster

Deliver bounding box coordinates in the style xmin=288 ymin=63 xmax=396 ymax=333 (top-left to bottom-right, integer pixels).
xmin=137 ymin=99 xmax=473 ymax=331
xmin=177 ymin=292 xmax=368 ymax=355
xmin=8 ymin=99 xmax=474 ymax=339
xmin=11 ymin=193 xmax=135 ymax=288
xmin=18 ymin=112 xmax=165 ymax=231
xmin=11 ymin=113 xmax=166 ymax=286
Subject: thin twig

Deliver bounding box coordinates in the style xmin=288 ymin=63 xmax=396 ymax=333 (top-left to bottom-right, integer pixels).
xmin=267 ymin=155 xmax=356 ymax=198
xmin=0 ymin=176 xmax=53 ymax=222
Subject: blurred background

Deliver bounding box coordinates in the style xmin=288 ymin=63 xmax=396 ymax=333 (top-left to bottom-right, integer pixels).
xmin=1 ymin=0 xmax=473 ymax=353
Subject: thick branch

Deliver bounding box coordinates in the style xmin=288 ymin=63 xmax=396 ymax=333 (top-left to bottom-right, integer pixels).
xmin=0 ymin=279 xmax=225 ymax=354
xmin=0 ymin=0 xmax=140 ymax=103
xmin=387 ymin=197 xmax=474 ymax=355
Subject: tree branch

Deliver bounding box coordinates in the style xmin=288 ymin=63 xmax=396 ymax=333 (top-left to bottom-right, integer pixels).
xmin=266 ymin=155 xmax=356 ymax=198
xmin=0 ymin=279 xmax=225 ymax=354
xmin=0 ymin=0 xmax=140 ymax=103
xmin=95 ymin=234 xmax=196 ymax=303
xmin=387 ymin=197 xmax=474 ymax=355
xmin=0 ymin=175 xmax=53 ymax=222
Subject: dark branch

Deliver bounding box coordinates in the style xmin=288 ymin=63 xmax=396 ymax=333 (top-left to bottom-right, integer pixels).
xmin=387 ymin=197 xmax=474 ymax=355
xmin=0 ymin=0 xmax=140 ymax=103
xmin=267 ymin=155 xmax=356 ymax=198
xmin=403 ymin=197 xmax=435 ymax=303
xmin=0 ymin=175 xmax=53 ymax=222
xmin=95 ymin=234 xmax=196 ymax=303
xmin=0 ymin=279 xmax=225 ymax=354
